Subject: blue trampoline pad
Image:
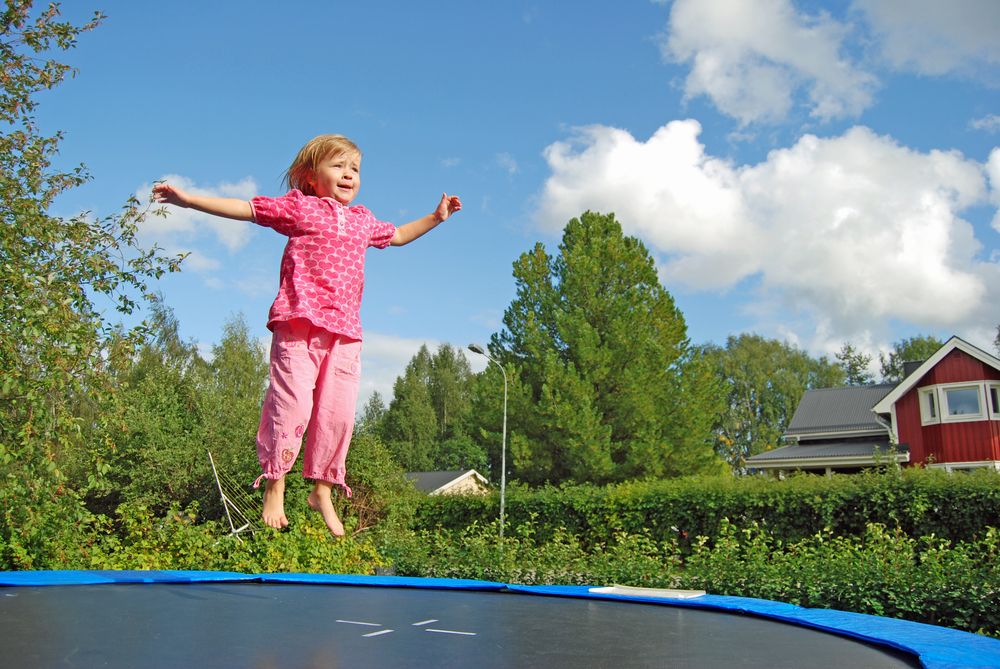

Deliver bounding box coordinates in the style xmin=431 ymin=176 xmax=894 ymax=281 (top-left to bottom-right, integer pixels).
xmin=2 ymin=571 xmax=998 ymax=668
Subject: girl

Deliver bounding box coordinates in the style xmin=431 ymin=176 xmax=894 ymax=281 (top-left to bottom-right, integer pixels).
xmin=152 ymin=134 xmax=461 ymax=537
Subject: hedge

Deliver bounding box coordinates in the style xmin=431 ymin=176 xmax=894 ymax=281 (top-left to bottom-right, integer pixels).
xmin=383 ymin=516 xmax=1000 ymax=637
xmin=412 ymin=467 xmax=1000 ymax=550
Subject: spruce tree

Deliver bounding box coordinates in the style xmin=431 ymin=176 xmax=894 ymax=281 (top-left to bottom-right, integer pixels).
xmin=487 ymin=211 xmax=725 ymax=485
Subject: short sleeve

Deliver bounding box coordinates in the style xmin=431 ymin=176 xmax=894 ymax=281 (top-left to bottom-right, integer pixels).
xmin=356 ymin=206 xmax=395 ymax=248
xmin=251 ymin=190 xmax=307 ymax=237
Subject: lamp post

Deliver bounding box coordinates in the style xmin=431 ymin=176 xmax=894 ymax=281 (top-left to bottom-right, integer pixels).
xmin=468 ymin=343 xmax=507 ymax=540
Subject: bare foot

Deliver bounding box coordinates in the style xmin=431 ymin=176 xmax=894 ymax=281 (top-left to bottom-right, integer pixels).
xmin=307 ymin=482 xmax=345 ymax=537
xmin=262 ymin=477 xmax=289 ymax=529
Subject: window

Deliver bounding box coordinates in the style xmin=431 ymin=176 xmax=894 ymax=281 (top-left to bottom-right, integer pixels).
xmin=941 ymin=385 xmax=984 ymax=421
xmin=944 ymin=387 xmax=982 ymax=415
xmin=919 ymin=382 xmax=999 ymax=424
xmin=944 ymin=387 xmax=981 ymax=416
xmin=919 ymin=387 xmax=939 ymax=425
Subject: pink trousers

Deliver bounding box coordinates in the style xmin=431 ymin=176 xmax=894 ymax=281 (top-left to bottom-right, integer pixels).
xmin=255 ymin=318 xmax=361 ymax=497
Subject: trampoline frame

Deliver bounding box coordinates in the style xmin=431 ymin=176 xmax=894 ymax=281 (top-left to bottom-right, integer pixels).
xmin=3 ymin=570 xmax=999 ymax=668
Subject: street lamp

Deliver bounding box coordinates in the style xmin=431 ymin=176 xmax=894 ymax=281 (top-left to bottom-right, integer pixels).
xmin=468 ymin=343 xmax=507 ymax=540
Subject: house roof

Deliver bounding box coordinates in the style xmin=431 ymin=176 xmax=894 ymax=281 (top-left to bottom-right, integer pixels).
xmin=784 ymin=384 xmax=895 ymax=439
xmin=872 ymin=336 xmax=1000 ymax=415
xmin=746 ymin=440 xmax=908 ymax=468
xmin=405 ymin=469 xmax=489 ymax=495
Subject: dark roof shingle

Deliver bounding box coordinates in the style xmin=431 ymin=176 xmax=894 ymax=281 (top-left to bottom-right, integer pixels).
xmin=748 ymin=440 xmax=906 ymax=462
xmin=405 ymin=470 xmax=473 ymax=493
xmin=785 ymin=383 xmax=895 ymax=438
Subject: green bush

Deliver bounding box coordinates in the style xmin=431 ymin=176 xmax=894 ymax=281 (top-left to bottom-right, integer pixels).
xmin=343 ymin=432 xmax=421 ymax=540
xmin=401 ymin=468 xmax=1000 ymax=637
xmin=56 ymin=502 xmax=388 ymax=575
xmin=9 ymin=485 xmax=996 ymax=638
xmin=385 ymin=517 xmax=679 ymax=587
xmin=1 ymin=488 xmax=103 ymax=570
xmin=383 ymin=513 xmax=999 ymax=637
xmin=413 ymin=468 xmax=1000 ymax=550
xmin=676 ymin=520 xmax=1000 ymax=636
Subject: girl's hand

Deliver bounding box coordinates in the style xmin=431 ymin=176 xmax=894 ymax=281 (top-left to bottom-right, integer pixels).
xmin=391 ymin=194 xmax=463 ymax=246
xmin=434 ymin=193 xmax=462 ymax=222
xmin=152 ymin=182 xmax=192 ymax=208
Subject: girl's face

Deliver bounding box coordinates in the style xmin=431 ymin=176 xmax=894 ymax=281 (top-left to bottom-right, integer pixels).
xmin=311 ymin=151 xmax=361 ymax=204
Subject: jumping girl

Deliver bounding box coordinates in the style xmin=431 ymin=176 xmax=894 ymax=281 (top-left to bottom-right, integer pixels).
xmin=153 ymin=134 xmax=461 ymax=536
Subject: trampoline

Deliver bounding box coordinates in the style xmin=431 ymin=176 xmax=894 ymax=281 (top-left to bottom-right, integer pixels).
xmin=3 ymin=571 xmax=999 ymax=668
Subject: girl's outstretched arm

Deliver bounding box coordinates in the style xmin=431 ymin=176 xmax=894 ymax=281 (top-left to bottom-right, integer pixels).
xmin=391 ymin=193 xmax=462 ymax=246
xmin=152 ymin=183 xmax=254 ymax=221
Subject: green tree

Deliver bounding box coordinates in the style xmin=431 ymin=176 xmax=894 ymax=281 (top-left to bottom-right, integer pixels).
xmin=427 ymin=344 xmax=484 ymax=470
xmin=993 ymin=324 xmax=999 ymax=357
xmin=836 ymin=342 xmax=874 ymax=385
xmin=0 ymin=3 xmax=182 ymax=568
xmin=98 ymin=299 xmax=208 ymax=516
xmin=94 ymin=307 xmax=269 ymax=521
xmin=879 ymin=335 xmax=944 ymax=383
xmin=356 ymin=390 xmax=387 ymax=436
xmin=343 ymin=431 xmax=420 ymax=536
xmin=703 ymin=334 xmax=845 ymax=471
xmin=197 ymin=313 xmax=268 ymax=517
xmin=428 ymin=344 xmax=473 ymax=440
xmin=382 ymin=345 xmax=438 ymax=471
xmin=487 ymin=211 xmax=725 ymax=485
xmin=382 ymin=344 xmax=484 ymax=472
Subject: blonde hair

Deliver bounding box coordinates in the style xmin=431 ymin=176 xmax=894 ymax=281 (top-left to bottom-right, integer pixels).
xmin=284 ymin=134 xmax=362 ymax=196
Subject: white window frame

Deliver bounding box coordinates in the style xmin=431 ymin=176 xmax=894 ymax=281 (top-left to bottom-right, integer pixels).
xmin=918 ymin=387 xmax=939 ymax=425
xmin=917 ymin=382 xmax=997 ymax=425
xmin=941 ymin=384 xmax=985 ymax=422
xmin=988 ymin=382 xmax=1000 ymax=420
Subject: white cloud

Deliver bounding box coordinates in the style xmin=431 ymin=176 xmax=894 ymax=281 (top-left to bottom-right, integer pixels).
xmin=663 ymin=0 xmax=877 ymax=125
xmin=853 ymin=0 xmax=1000 ymax=77
xmin=178 ymin=249 xmax=221 ymax=273
xmin=540 ymin=121 xmax=756 ymax=287
xmin=137 ymin=175 xmax=259 ymax=272
xmin=971 ymin=115 xmax=1000 ymax=133
xmin=233 ymin=272 xmax=277 ymax=298
xmin=537 ymin=120 xmax=999 ymax=349
xmin=988 ymin=147 xmax=1000 ymax=233
xmin=743 ymin=128 xmax=989 ymax=333
xmin=496 ymin=152 xmax=519 ymax=175
xmin=470 ymin=308 xmax=503 ymax=332
xmin=357 ymin=333 xmax=489 ymax=413
xmin=196 ymin=341 xmax=215 ymax=363
xmin=356 ymin=332 xmax=438 ymax=412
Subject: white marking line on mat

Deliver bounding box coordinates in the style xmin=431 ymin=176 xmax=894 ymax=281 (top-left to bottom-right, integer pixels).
xmin=412 ymin=619 xmax=439 ymax=626
xmin=363 ymin=629 xmax=395 ymax=638
xmin=426 ymin=628 xmax=477 ymax=636
xmin=336 ymin=619 xmax=382 ymax=627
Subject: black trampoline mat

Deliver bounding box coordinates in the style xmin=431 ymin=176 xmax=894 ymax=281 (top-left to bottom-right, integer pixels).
xmin=1 ymin=583 xmax=921 ymax=669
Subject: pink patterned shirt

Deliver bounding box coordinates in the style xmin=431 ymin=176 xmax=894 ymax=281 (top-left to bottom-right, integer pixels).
xmin=250 ymin=189 xmax=396 ymax=340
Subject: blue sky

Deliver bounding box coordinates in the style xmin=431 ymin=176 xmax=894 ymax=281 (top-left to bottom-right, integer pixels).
xmin=43 ymin=1 xmax=999 ymax=408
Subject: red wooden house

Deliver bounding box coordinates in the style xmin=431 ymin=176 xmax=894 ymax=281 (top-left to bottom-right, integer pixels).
xmin=747 ymin=336 xmax=1000 ymax=475
xmin=872 ymin=336 xmax=1000 ymax=471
